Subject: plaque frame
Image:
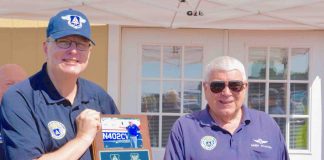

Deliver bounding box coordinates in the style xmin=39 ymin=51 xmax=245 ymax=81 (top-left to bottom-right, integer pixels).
xmin=92 ymin=114 xmax=152 ymax=160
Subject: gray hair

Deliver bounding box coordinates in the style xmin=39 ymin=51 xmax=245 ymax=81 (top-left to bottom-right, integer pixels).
xmin=203 ymin=56 xmax=247 ymax=82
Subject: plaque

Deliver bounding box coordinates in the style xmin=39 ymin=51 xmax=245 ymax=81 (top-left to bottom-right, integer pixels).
xmin=93 ymin=114 xmax=152 ymax=160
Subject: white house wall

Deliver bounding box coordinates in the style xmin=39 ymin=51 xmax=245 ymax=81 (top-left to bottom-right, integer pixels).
xmin=115 ymin=28 xmax=323 ymax=160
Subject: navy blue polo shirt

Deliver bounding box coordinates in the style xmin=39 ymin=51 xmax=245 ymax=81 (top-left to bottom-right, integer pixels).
xmin=0 ymin=132 xmax=3 ymax=160
xmin=164 ymin=105 xmax=289 ymax=160
xmin=0 ymin=64 xmax=119 ymax=160
xmin=127 ymin=124 xmax=140 ymax=136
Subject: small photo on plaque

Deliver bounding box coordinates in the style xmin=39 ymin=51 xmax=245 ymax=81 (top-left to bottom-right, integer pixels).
xmin=93 ymin=114 xmax=152 ymax=160
xmin=101 ymin=117 xmax=143 ymax=149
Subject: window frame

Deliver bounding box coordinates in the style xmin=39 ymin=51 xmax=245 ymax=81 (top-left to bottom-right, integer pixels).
xmin=246 ymin=45 xmax=311 ymax=154
xmin=140 ymin=43 xmax=204 ymax=149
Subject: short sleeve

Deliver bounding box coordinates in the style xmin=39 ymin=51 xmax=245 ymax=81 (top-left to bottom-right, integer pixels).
xmin=0 ymin=89 xmax=44 ymax=159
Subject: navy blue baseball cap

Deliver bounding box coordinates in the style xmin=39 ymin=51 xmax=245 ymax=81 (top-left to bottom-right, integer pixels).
xmin=47 ymin=9 xmax=95 ymax=45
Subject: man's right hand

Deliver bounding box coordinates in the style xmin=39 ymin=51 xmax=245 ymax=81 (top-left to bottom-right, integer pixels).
xmin=75 ymin=109 xmax=101 ymax=144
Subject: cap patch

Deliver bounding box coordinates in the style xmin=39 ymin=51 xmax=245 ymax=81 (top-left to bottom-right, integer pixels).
xmin=61 ymin=15 xmax=86 ymax=29
xmin=200 ymin=135 xmax=217 ymax=151
xmin=48 ymin=121 xmax=66 ymax=140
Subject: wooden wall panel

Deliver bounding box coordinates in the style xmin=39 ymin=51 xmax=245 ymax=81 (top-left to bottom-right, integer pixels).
xmin=0 ymin=28 xmax=13 ymax=65
xmin=11 ymin=28 xmax=39 ymax=73
xmin=82 ymin=25 xmax=109 ymax=90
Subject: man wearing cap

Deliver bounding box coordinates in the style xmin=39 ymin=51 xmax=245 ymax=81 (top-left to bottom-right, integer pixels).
xmin=0 ymin=9 xmax=119 ymax=160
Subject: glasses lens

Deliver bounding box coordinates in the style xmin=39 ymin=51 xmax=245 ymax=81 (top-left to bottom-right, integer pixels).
xmin=56 ymin=40 xmax=71 ymax=49
xmin=228 ymin=81 xmax=244 ymax=92
xmin=210 ymin=81 xmax=225 ymax=93
xmin=76 ymin=42 xmax=91 ymax=51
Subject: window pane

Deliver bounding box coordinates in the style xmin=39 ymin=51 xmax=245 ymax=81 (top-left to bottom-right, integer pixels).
xmin=162 ymin=116 xmax=180 ymax=147
xmin=291 ymin=48 xmax=309 ymax=80
xmin=184 ymin=81 xmax=202 ymax=113
xmin=248 ymin=47 xmax=267 ymax=79
xmin=248 ymin=82 xmax=266 ymax=112
xmin=269 ymin=48 xmax=288 ymax=80
xmin=141 ymin=80 xmax=160 ymax=112
xmin=274 ymin=117 xmax=286 ymax=139
xmin=269 ymin=83 xmax=287 ymax=114
xmin=184 ymin=46 xmax=203 ymax=79
xmin=290 ymin=83 xmax=308 ymax=115
xmin=162 ymin=81 xmax=181 ymax=113
xmin=163 ymin=46 xmax=182 ymax=78
xmin=148 ymin=116 xmax=159 ymax=147
xmin=142 ymin=45 xmax=160 ymax=78
xmin=289 ymin=118 xmax=308 ymax=149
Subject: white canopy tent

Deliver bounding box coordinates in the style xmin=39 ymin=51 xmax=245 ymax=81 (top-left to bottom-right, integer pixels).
xmin=1 ymin=0 xmax=324 ymax=30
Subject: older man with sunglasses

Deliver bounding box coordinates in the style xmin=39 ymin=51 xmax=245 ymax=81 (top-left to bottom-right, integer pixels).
xmin=0 ymin=9 xmax=119 ymax=160
xmin=164 ymin=56 xmax=289 ymax=160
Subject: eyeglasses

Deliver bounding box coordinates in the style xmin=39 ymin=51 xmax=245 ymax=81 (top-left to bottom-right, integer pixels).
xmin=208 ymin=80 xmax=246 ymax=93
xmin=48 ymin=38 xmax=91 ymax=51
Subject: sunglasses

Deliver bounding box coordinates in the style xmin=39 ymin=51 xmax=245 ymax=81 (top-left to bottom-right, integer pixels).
xmin=208 ymin=80 xmax=246 ymax=93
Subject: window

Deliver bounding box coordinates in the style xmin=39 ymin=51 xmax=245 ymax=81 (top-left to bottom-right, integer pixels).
xmin=141 ymin=44 xmax=203 ymax=148
xmin=247 ymin=47 xmax=309 ymax=150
